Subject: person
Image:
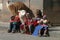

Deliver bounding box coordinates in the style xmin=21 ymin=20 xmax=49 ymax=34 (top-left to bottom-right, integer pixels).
xmin=32 ymin=12 xmax=43 ymax=36
xmin=41 ymin=15 xmax=49 ymax=36
xmin=8 ymin=16 xmax=17 ymax=33
xmin=23 ymin=13 xmax=32 ymax=34
xmin=30 ymin=18 xmax=37 ymax=34
xmin=38 ymin=15 xmax=49 ymax=37
xmin=20 ymin=23 xmax=25 ymax=34
xmin=32 ymin=20 xmax=43 ymax=36
xmin=14 ymin=14 xmax=22 ymax=33
xmin=32 ymin=15 xmax=49 ymax=37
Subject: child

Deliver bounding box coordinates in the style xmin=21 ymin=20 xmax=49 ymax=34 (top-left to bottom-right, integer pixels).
xmin=14 ymin=14 xmax=22 ymax=33
xmin=8 ymin=16 xmax=16 ymax=33
xmin=32 ymin=19 xmax=43 ymax=36
xmin=32 ymin=15 xmax=49 ymax=37
xmin=39 ymin=15 xmax=49 ymax=36
xmin=42 ymin=15 xmax=49 ymax=36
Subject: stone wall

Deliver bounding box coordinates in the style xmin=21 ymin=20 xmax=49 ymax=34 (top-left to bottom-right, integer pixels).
xmin=44 ymin=0 xmax=60 ymax=25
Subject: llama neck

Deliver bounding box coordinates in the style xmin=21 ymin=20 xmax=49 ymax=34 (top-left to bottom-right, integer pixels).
xmin=6 ymin=2 xmax=9 ymax=7
xmin=6 ymin=2 xmax=14 ymax=7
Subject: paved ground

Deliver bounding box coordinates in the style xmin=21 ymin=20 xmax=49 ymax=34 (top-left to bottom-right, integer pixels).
xmin=0 ymin=22 xmax=60 ymax=40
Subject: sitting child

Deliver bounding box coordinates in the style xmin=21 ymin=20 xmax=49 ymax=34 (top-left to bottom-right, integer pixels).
xmin=8 ymin=16 xmax=17 ymax=33
xmin=32 ymin=15 xmax=49 ymax=37
xmin=40 ymin=15 xmax=49 ymax=36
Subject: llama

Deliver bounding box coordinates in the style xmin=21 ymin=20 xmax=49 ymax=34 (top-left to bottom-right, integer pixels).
xmin=6 ymin=1 xmax=34 ymax=18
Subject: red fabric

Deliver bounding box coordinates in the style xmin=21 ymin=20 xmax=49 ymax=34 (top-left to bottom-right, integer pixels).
xmin=20 ymin=24 xmax=24 ymax=30
xmin=24 ymin=18 xmax=32 ymax=26
xmin=33 ymin=20 xmax=38 ymax=27
xmin=24 ymin=17 xmax=28 ymax=25
xmin=28 ymin=21 xmax=31 ymax=26
xmin=25 ymin=21 xmax=28 ymax=25
xmin=41 ymin=24 xmax=47 ymax=27
xmin=17 ymin=12 xmax=19 ymax=15
xmin=14 ymin=15 xmax=20 ymax=22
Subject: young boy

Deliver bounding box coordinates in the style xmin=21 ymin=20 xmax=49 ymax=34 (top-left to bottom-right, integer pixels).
xmin=8 ymin=16 xmax=16 ymax=33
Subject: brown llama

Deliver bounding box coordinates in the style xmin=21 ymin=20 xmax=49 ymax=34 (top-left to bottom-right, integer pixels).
xmin=6 ymin=1 xmax=34 ymax=18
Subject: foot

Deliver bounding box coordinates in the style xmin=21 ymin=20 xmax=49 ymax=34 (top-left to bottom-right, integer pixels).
xmin=12 ymin=31 xmax=15 ymax=33
xmin=8 ymin=30 xmax=12 ymax=33
xmin=43 ymin=34 xmax=47 ymax=37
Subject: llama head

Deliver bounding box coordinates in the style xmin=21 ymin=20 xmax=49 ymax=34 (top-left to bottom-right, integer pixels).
xmin=18 ymin=10 xmax=26 ymax=16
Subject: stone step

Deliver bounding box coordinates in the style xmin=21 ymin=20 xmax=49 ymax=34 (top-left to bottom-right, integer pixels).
xmin=49 ymin=26 xmax=60 ymax=31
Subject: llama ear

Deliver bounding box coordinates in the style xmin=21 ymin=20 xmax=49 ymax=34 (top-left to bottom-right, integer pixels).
xmin=8 ymin=1 xmax=11 ymax=4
